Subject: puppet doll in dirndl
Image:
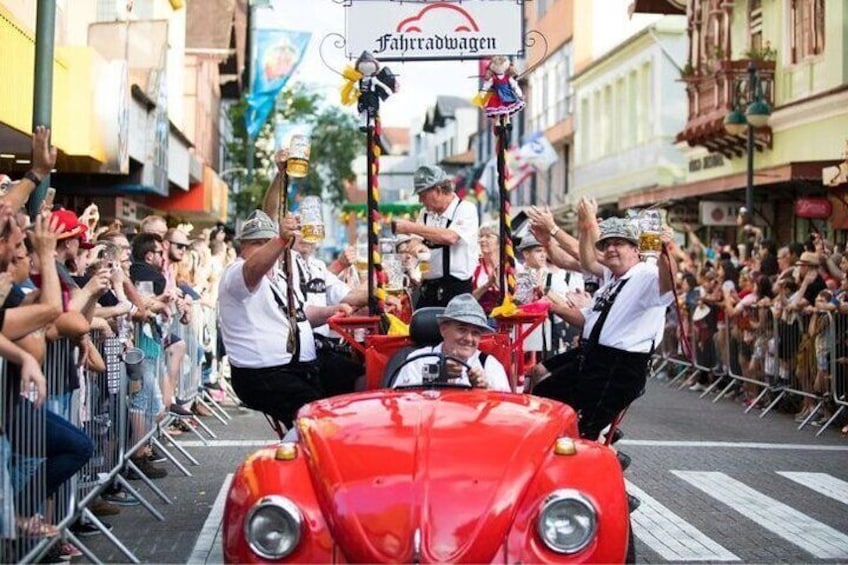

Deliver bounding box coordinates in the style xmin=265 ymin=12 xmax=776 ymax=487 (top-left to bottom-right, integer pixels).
xmin=475 ymin=55 xmax=525 ymax=123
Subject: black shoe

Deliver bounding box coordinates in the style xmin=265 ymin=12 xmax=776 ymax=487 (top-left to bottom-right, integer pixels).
xmin=70 ymin=520 xmax=111 ymax=538
xmin=203 ymin=381 xmax=222 ymax=391
xmin=169 ymin=403 xmax=193 ymax=417
xmin=616 ymin=450 xmax=632 ymax=472
xmin=610 ymin=428 xmax=624 ymax=445
xmin=627 ymin=493 xmax=641 ymax=513
xmin=128 ymin=458 xmax=168 ymax=480
xmin=147 ymin=446 xmax=167 ymax=464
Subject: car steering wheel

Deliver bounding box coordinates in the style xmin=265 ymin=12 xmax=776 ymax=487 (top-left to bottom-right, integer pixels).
xmin=388 ymin=351 xmax=474 ymax=389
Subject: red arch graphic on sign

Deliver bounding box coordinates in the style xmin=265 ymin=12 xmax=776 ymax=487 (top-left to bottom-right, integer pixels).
xmin=396 ymin=2 xmax=481 ymax=33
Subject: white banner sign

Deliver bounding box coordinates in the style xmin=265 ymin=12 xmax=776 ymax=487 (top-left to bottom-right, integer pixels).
xmin=345 ymin=1 xmax=525 ymax=61
xmin=699 ymin=201 xmax=773 ymax=226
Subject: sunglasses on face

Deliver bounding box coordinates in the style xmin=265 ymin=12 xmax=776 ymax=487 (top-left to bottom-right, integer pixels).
xmin=170 ymin=242 xmax=189 ymax=250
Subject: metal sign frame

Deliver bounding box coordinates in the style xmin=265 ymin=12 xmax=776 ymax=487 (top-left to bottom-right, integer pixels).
xmin=342 ymin=0 xmax=528 ymax=62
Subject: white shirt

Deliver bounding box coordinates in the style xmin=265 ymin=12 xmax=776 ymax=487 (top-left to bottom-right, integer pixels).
xmin=295 ymin=254 xmax=351 ymax=337
xmin=580 ymin=262 xmax=674 ymax=353
xmin=417 ymin=196 xmax=479 ymax=281
xmin=218 ymin=257 xmax=317 ymax=368
xmin=392 ymin=343 xmax=510 ymax=391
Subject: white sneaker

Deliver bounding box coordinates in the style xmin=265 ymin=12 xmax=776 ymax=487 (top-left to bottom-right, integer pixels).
xmin=689 ymin=383 xmax=706 ymax=392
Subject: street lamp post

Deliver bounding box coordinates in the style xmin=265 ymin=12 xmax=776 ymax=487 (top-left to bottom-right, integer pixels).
xmin=723 ymin=61 xmax=771 ymax=226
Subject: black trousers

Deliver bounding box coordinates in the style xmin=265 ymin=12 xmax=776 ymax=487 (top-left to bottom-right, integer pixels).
xmin=533 ymin=344 xmax=650 ymax=440
xmin=416 ymin=277 xmax=473 ymax=308
xmin=230 ymin=361 xmax=322 ymax=429
xmin=315 ymin=336 xmax=364 ymax=397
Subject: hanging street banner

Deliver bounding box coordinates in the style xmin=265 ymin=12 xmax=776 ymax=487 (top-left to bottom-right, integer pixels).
xmin=245 ymin=29 xmax=312 ymax=139
xmin=345 ymin=1 xmax=525 ymax=61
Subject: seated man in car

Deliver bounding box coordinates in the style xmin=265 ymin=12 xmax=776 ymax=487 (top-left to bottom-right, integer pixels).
xmin=393 ymin=294 xmax=510 ymax=391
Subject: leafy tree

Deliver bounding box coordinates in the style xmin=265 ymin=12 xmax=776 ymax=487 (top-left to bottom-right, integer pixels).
xmin=224 ymin=84 xmax=363 ymax=219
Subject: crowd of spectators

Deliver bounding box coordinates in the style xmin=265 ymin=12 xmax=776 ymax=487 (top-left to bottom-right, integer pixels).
xmin=0 ymin=128 xmax=236 ymax=562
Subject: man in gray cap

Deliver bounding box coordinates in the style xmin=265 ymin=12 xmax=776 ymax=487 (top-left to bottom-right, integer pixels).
xmin=218 ymin=210 xmax=350 ymax=429
xmin=393 ymin=294 xmax=509 ymax=390
xmin=532 ymin=197 xmax=676 ymax=441
xmin=391 ymin=165 xmax=479 ymax=308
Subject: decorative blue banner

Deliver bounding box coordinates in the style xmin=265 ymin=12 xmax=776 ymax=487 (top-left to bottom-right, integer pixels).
xmin=245 ymin=29 xmax=312 ymax=139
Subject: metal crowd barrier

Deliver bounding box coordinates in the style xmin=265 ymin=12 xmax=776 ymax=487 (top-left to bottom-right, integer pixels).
xmin=1 ymin=358 xmax=48 ymax=563
xmin=0 ymin=301 xmax=232 ymax=563
xmin=654 ymin=298 xmax=847 ymax=436
xmin=718 ymin=305 xmax=773 ymax=408
xmin=817 ymin=310 xmax=848 ymax=436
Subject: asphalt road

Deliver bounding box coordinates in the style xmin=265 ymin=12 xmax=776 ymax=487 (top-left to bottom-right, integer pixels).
xmin=77 ymin=377 xmax=848 ymax=564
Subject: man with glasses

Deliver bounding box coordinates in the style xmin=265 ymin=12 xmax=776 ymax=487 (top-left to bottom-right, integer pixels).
xmin=129 ymin=233 xmax=192 ymax=418
xmin=532 ymin=200 xmax=676 ymax=441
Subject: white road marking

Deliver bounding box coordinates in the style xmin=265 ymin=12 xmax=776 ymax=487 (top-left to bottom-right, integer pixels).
xmin=674 ymin=471 xmax=848 ymax=559
xmin=777 ymin=472 xmax=848 ymax=506
xmin=175 ymin=438 xmax=848 ymax=452
xmin=177 ymin=439 xmax=276 ymax=448
xmin=620 ymin=439 xmax=848 ymax=452
xmin=626 ymin=480 xmax=739 ymax=562
xmin=189 ymin=473 xmax=233 ymax=565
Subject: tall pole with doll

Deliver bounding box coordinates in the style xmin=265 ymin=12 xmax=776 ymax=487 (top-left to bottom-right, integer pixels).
xmin=343 ymin=51 xmax=398 ymax=315
xmin=473 ymin=55 xmax=526 ymax=313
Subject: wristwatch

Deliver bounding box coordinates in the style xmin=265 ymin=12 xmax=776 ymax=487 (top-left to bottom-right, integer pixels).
xmin=549 ymin=225 xmax=560 ymax=237
xmin=24 ymin=170 xmax=43 ymax=185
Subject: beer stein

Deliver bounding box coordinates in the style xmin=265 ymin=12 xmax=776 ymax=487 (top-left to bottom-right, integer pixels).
xmin=417 ymin=247 xmax=431 ymax=275
xmin=286 ymin=134 xmax=310 ymax=178
xmin=638 ymin=209 xmax=662 ymax=261
xmin=355 ymin=234 xmax=369 ymax=279
xmin=383 ymin=254 xmax=409 ymax=296
xmin=299 ymin=196 xmax=324 ymax=243
xmin=514 ymin=270 xmax=538 ymax=305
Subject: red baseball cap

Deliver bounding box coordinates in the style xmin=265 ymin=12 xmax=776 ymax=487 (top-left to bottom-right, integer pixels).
xmin=51 ymin=209 xmax=94 ymax=249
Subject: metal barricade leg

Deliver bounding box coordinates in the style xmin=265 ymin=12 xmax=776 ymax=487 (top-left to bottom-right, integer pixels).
xmin=815 ymin=405 xmax=845 ymax=437
xmin=113 ymin=474 xmax=165 ymax=522
xmin=197 ymin=393 xmax=229 ymax=424
xmin=123 ymin=458 xmax=172 ymax=505
xmin=760 ymin=387 xmax=786 ymax=417
xmin=150 ymin=435 xmax=196 ymax=474
xmin=80 ymin=507 xmax=140 ymax=564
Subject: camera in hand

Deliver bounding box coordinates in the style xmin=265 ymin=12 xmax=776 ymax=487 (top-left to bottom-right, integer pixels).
xmin=422 ymin=362 xmax=440 ymax=384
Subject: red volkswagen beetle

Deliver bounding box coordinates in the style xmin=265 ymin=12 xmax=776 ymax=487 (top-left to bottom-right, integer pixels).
xmin=223 ymin=310 xmax=634 ymax=563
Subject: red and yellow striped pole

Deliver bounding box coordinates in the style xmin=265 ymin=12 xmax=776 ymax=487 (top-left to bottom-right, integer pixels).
xmin=496 ymin=116 xmax=516 ymax=305
xmin=367 ymin=116 xmax=387 ymax=315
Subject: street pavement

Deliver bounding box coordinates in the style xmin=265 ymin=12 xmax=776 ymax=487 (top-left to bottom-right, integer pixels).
xmin=76 ymin=378 xmax=848 ymax=564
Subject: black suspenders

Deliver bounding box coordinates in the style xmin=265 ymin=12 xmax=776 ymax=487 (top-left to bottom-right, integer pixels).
xmin=423 ymin=201 xmax=462 ymax=279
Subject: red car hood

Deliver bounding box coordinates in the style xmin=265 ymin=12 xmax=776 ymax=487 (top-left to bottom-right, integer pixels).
xmin=297 ymin=389 xmax=576 ymax=563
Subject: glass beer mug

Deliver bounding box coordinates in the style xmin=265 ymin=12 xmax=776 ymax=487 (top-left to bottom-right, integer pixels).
xmin=299 ymin=196 xmax=324 ymax=243
xmin=286 ymin=134 xmax=310 ymax=178
xmin=383 ymin=254 xmax=409 ymax=297
xmin=355 ymin=234 xmax=369 ymax=278
xmin=417 ymin=247 xmax=431 ymax=275
xmin=638 ymin=209 xmax=662 ymax=260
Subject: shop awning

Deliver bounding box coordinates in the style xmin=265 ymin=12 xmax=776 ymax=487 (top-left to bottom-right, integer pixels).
xmin=628 ymin=0 xmax=685 ymax=16
xmin=618 ymin=161 xmax=832 ymax=209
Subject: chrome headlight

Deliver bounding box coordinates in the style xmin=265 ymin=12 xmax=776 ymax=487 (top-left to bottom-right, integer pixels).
xmin=537 ymin=489 xmax=597 ymax=554
xmin=244 ymin=495 xmax=302 ymax=559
